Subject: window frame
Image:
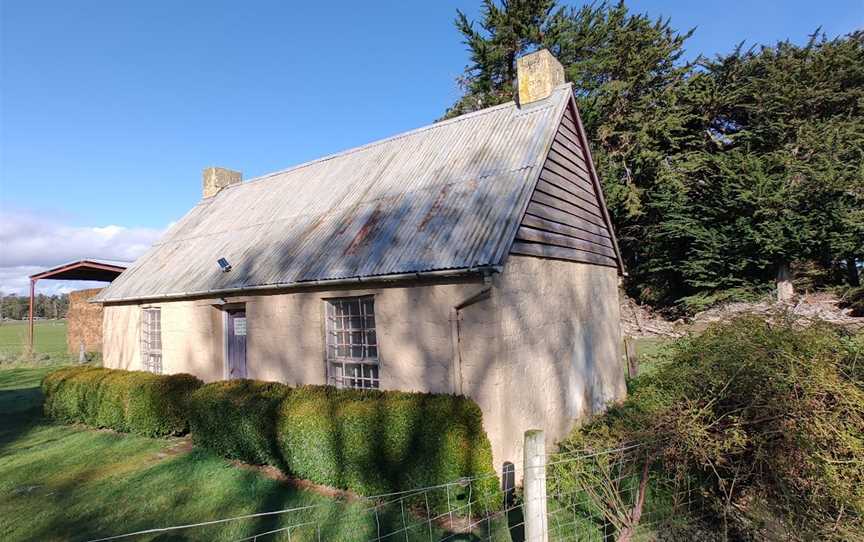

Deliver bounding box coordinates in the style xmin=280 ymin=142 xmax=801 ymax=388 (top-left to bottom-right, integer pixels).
xmin=140 ymin=307 xmax=163 ymax=374
xmin=323 ymin=295 xmax=380 ymax=389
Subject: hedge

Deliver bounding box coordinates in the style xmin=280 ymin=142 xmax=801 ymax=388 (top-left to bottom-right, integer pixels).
xmin=42 ymin=366 xmax=202 ymax=437
xmin=188 ymin=381 xmax=501 ymax=512
xmin=276 ymin=386 xmax=500 ymax=510
xmin=187 ymin=379 xmax=290 ymax=466
xmin=42 ymin=367 xmax=502 ymax=513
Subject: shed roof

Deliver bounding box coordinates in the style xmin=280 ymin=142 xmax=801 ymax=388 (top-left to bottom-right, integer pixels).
xmin=96 ymin=85 xmax=574 ymax=303
xmin=30 ymin=259 xmax=129 ymax=282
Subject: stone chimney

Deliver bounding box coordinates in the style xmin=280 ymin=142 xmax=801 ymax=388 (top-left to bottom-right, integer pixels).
xmin=516 ymin=49 xmax=565 ymax=106
xmin=202 ymin=167 xmax=242 ymax=198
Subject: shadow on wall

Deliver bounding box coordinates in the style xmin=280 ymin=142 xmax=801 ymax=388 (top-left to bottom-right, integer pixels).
xmin=157 ymin=146 xmax=621 ymax=503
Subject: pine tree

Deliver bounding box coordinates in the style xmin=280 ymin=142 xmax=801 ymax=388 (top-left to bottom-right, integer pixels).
xmin=655 ymin=31 xmax=864 ymax=307
xmin=445 ymin=0 xmax=558 ymax=118
xmin=447 ymin=2 xmax=864 ymax=312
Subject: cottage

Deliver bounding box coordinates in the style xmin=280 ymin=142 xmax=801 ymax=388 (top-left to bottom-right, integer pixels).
xmin=95 ymin=50 xmax=627 ymax=471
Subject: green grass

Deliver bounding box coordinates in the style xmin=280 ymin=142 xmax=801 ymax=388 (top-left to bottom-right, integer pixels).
xmin=0 ymin=320 xmax=70 ymax=364
xmin=0 ymin=365 xmax=513 ymax=541
xmin=630 ymin=337 xmax=672 ymax=378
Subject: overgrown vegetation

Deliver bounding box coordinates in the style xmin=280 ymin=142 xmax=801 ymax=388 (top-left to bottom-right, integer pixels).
xmin=838 ymin=285 xmax=864 ymax=317
xmin=42 ymin=366 xmax=202 ymax=437
xmin=449 ymin=1 xmax=863 ymax=313
xmin=553 ymin=316 xmax=864 ymax=541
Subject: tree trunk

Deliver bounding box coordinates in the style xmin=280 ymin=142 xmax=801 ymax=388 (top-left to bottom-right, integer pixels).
xmin=617 ymin=459 xmax=651 ymax=542
xmin=847 ymin=257 xmax=861 ymax=287
xmin=776 ymin=262 xmax=794 ymax=303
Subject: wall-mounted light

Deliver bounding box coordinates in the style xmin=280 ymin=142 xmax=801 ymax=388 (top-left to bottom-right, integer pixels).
xmin=217 ymin=257 xmax=232 ymax=273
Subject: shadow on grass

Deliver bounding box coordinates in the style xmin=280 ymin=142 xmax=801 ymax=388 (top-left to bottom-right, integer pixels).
xmin=0 ymin=367 xmax=52 ymax=454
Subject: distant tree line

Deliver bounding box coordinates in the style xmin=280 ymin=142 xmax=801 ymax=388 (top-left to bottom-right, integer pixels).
xmin=448 ymin=0 xmax=863 ymax=314
xmin=0 ymin=293 xmax=69 ymax=321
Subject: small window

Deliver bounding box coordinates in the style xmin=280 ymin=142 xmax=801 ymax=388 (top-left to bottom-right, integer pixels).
xmin=141 ymin=308 xmax=162 ymax=374
xmin=325 ymin=297 xmax=379 ymax=389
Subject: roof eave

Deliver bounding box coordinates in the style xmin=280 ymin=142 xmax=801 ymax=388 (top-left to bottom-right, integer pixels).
xmin=92 ymin=265 xmax=503 ymax=304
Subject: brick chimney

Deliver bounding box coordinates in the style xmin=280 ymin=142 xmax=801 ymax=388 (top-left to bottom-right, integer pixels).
xmin=202 ymin=167 xmax=242 ymax=198
xmin=516 ymin=49 xmax=565 ymax=106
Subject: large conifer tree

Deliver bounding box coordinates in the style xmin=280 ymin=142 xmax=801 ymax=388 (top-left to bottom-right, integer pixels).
xmin=448 ymin=2 xmax=864 ymax=312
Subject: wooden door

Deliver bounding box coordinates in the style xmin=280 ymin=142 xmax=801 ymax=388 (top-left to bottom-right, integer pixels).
xmin=226 ymin=309 xmax=247 ymax=379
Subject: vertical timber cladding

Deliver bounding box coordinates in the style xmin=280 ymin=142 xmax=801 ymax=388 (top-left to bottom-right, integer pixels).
xmin=512 ymin=100 xmax=620 ymax=268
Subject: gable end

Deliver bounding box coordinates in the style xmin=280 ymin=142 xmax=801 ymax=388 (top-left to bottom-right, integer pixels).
xmin=510 ymin=97 xmax=624 ymax=273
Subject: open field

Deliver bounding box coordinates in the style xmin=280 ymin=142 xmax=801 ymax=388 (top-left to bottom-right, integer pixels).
xmin=0 ymin=365 xmax=510 ymax=542
xmin=0 ymin=320 xmax=69 ymax=363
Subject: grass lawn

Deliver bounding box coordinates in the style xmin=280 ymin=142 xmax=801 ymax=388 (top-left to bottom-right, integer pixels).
xmin=0 ymin=320 xmax=70 ymax=363
xmin=0 ymin=365 xmax=511 ymax=542
xmin=630 ymin=337 xmax=672 ymax=378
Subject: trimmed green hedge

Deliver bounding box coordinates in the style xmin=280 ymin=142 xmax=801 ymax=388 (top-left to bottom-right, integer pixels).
xmin=187 ymin=380 xmax=290 ymax=466
xmin=42 ymin=367 xmax=501 ymax=513
xmin=188 ymin=380 xmax=501 ymax=511
xmin=42 ymin=366 xmax=202 ymax=437
xmin=276 ymin=386 xmax=500 ymax=510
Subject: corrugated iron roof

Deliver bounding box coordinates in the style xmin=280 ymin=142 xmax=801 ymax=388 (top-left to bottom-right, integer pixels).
xmin=95 ymin=85 xmax=572 ymax=302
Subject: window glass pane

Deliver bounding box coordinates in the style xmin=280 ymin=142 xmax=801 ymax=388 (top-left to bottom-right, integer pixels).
xmin=325 ymin=297 xmax=378 ymax=388
xmin=141 ymin=308 xmax=162 ymax=374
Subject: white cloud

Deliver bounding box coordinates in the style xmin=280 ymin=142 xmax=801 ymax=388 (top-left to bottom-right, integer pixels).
xmin=0 ymin=211 xmax=167 ymax=296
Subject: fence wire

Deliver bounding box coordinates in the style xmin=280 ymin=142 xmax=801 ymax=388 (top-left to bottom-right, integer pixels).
xmin=544 ymin=442 xmax=708 ymax=542
xmin=85 ymin=441 xmax=713 ymax=542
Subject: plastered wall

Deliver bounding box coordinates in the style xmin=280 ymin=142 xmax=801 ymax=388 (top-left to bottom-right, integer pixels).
xmin=102 ymin=256 xmax=625 ymax=476
xmin=459 ymin=256 xmax=625 ymax=476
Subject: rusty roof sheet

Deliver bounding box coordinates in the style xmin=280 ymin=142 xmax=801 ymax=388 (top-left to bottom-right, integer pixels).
xmin=96 ymin=85 xmax=572 ymax=302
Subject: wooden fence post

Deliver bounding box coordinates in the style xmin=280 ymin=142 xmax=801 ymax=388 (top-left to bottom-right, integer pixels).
xmin=523 ymin=429 xmax=548 ymax=542
xmin=624 ymin=336 xmax=639 ymax=378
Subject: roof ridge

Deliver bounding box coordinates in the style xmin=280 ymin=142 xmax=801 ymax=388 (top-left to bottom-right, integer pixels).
xmin=230 ymin=83 xmax=573 ymax=190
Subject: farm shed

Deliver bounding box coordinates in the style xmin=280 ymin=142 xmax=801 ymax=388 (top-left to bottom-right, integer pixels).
xmin=27 ymin=259 xmax=128 ymax=356
xmin=95 ymin=50 xmax=627 ymax=475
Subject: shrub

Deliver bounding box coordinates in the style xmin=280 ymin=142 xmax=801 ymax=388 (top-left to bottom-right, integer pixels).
xmin=276 ymin=386 xmax=501 ymax=513
xmin=187 ymin=380 xmax=290 ymax=466
xmin=42 ymin=366 xmax=202 ymax=437
xmin=554 ymin=315 xmax=864 ymax=541
xmin=188 ymin=381 xmax=501 ymax=512
xmin=838 ymin=285 xmax=864 ymax=317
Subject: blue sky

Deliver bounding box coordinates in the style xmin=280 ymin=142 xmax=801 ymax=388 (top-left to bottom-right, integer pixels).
xmin=1 ymin=0 xmax=862 ymax=294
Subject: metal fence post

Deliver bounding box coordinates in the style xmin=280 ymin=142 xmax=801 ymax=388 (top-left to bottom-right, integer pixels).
xmin=523 ymin=429 xmax=548 ymax=542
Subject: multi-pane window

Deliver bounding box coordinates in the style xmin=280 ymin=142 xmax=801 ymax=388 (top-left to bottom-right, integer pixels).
xmin=141 ymin=308 xmax=162 ymax=374
xmin=325 ymin=297 xmax=379 ymax=389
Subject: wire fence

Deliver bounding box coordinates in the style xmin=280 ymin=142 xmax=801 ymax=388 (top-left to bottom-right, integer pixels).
xmin=544 ymin=442 xmax=707 ymax=542
xmin=85 ymin=473 xmax=525 ymax=542
xmin=84 ymin=434 xmax=712 ymax=542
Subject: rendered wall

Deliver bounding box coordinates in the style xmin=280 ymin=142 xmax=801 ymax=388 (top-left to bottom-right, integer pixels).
xmin=101 ymin=256 xmax=625 ymax=476
xmin=102 ymin=300 xmax=224 ymax=381
xmin=67 ymin=288 xmax=105 ymax=355
xmin=459 ymin=256 xmax=625 ymax=476
xmin=102 ymin=281 xmax=481 ymax=390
